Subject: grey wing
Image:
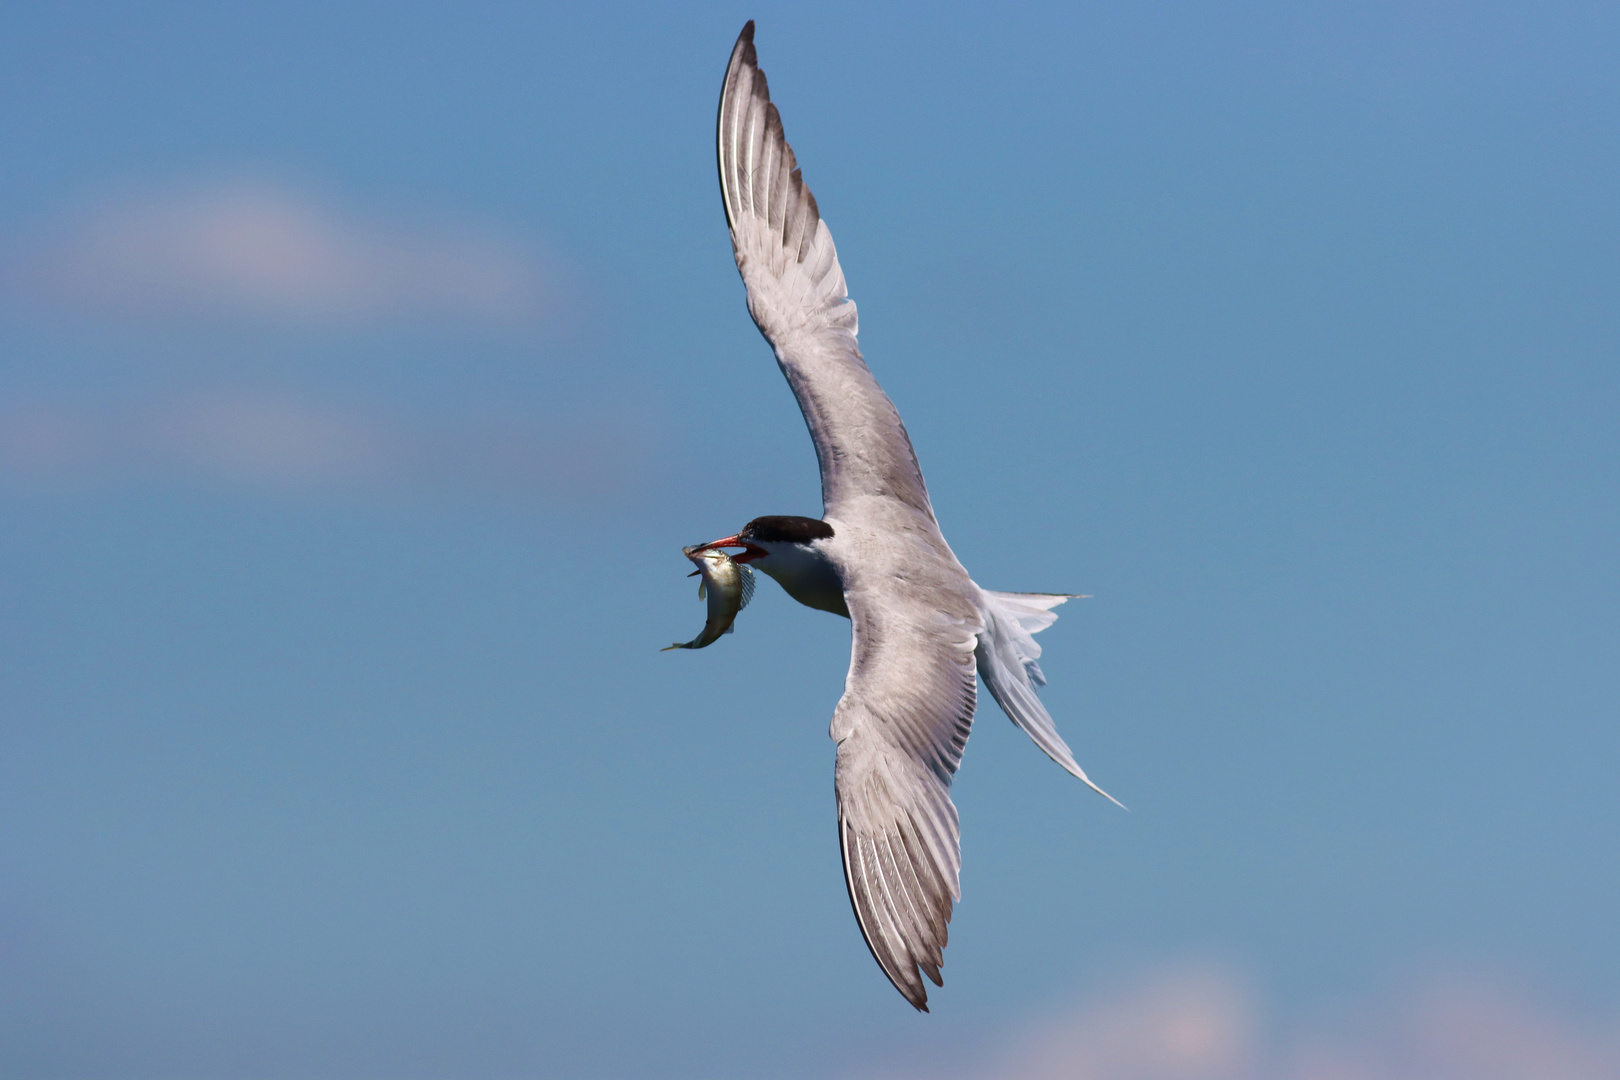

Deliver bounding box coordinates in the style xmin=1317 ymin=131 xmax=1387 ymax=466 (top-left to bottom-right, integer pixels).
xmin=833 ymin=570 xmax=982 ymax=1011
xmin=717 ymin=22 xmax=933 ymax=520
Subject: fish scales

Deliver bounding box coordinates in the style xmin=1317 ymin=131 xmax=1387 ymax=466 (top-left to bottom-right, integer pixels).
xmin=662 ymin=545 xmax=754 ymax=650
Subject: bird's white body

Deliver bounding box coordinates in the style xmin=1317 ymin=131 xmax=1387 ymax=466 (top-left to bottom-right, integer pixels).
xmin=695 ymin=23 xmax=1118 ymax=1011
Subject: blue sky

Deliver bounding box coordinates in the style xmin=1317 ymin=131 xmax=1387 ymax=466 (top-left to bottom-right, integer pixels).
xmin=1 ymin=2 xmax=1617 ymax=1077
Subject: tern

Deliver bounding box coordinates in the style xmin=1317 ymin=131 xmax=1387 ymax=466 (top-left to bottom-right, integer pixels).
xmin=691 ymin=22 xmax=1120 ymax=1011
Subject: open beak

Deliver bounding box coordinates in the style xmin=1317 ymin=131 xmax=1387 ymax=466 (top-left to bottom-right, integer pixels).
xmin=696 ymin=534 xmax=768 ymax=564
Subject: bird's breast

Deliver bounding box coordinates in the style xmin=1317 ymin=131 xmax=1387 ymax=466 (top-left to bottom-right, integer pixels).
xmin=756 ymin=541 xmax=849 ymax=618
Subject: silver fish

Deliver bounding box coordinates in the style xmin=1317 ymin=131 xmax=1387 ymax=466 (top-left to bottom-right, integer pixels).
xmin=662 ymin=544 xmax=755 ymax=650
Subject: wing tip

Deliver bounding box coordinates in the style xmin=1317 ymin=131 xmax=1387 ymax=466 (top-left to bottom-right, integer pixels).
xmin=724 ymin=21 xmax=758 ymax=87
xmin=730 ymin=21 xmax=757 ymax=73
xmin=899 ymin=971 xmax=932 ymax=1011
xmin=839 ymin=816 xmax=953 ymax=1013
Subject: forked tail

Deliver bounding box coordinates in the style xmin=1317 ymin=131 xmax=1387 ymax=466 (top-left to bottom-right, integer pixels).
xmin=974 ymin=588 xmax=1125 ymax=809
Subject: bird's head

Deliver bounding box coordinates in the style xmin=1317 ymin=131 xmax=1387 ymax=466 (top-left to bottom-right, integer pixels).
xmin=697 ymin=515 xmax=835 ymax=565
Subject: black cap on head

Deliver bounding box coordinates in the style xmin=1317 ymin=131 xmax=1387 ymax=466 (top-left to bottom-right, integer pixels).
xmin=739 ymin=515 xmax=835 ymax=544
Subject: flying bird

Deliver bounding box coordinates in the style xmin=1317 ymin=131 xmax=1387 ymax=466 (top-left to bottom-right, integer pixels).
xmin=691 ymin=21 xmax=1120 ymax=1011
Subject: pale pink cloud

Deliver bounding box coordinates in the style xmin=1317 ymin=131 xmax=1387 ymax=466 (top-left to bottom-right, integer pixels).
xmin=990 ymin=967 xmax=1257 ymax=1080
xmin=8 ymin=179 xmax=560 ymax=326
xmin=1285 ymin=973 xmax=1620 ymax=1080
xmin=844 ymin=965 xmax=1620 ymax=1080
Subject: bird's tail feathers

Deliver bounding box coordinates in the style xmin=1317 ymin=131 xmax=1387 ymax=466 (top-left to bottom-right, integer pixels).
xmin=974 ymin=588 xmax=1125 ymax=810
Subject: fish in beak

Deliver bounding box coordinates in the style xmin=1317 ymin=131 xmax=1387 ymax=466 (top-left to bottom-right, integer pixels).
xmin=661 ymin=544 xmax=757 ymax=651
xmin=695 ymin=534 xmax=768 ymax=564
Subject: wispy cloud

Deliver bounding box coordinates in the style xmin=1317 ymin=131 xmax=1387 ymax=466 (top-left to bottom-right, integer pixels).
xmin=1284 ymin=973 xmax=1620 ymax=1080
xmin=5 ymin=178 xmax=560 ymax=326
xmin=0 ymin=176 xmax=626 ymax=500
xmin=988 ymin=967 xmax=1255 ymax=1080
xmin=846 ymin=964 xmax=1620 ymax=1080
xmin=0 ymin=390 xmax=645 ymax=500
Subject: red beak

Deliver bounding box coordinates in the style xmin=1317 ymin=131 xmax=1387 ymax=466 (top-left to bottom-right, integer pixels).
xmin=697 ymin=534 xmax=768 ymax=564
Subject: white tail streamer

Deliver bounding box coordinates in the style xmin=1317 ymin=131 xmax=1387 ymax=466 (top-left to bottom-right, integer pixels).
xmin=975 ymin=589 xmax=1125 ymax=809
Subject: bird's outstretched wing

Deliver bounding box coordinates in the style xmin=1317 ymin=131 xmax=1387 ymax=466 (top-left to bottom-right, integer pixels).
xmin=833 ymin=562 xmax=982 ymax=1011
xmin=717 ymin=21 xmax=933 ymax=520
